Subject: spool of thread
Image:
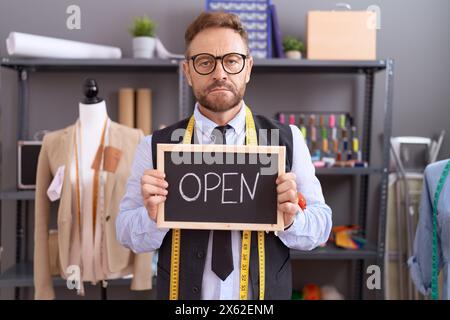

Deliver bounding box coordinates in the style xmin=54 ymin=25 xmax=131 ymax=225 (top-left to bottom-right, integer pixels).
xmin=348 ymin=116 xmax=354 ymax=127
xmin=279 ymin=113 xmax=285 ymax=124
xmin=329 ymin=114 xmax=336 ymax=128
xmin=309 ymin=115 xmax=316 ymax=126
xmin=341 ymin=128 xmax=347 ymax=139
xmin=322 ymin=139 xmax=328 ymax=153
xmin=319 ymin=115 xmax=325 ymax=127
xmin=343 ymin=139 xmax=348 ymax=151
xmin=332 ymin=127 xmax=337 ymax=140
xmin=289 ymin=114 xmax=296 ymax=125
xmin=299 ymin=114 xmax=305 ymax=126
xmin=300 ymin=126 xmax=307 ymax=139
xmin=311 ymin=126 xmax=317 ymax=141
xmin=346 ymin=151 xmax=353 ymax=161
xmin=352 ymin=138 xmax=359 ymax=153
xmin=357 ymin=150 xmax=362 ymax=161
xmin=321 ymin=127 xmax=327 ymax=139
xmin=340 ymin=114 xmax=346 ymax=129
xmin=333 ymin=139 xmax=339 ymax=153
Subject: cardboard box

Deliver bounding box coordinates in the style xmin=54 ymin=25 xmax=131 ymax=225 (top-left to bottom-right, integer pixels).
xmin=307 ymin=11 xmax=377 ymax=60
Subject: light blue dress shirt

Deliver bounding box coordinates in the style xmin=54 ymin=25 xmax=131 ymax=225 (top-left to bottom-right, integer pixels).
xmin=116 ymin=102 xmax=332 ymax=299
xmin=408 ymin=159 xmax=450 ymax=299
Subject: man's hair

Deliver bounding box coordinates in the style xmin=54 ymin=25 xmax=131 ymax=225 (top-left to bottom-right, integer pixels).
xmin=185 ymin=11 xmax=249 ymax=56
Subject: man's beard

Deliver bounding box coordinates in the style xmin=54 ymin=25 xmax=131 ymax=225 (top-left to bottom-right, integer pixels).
xmin=194 ymin=80 xmax=245 ymax=113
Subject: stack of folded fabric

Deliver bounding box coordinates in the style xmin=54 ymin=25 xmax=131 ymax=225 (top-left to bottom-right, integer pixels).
xmin=330 ymin=225 xmax=366 ymax=250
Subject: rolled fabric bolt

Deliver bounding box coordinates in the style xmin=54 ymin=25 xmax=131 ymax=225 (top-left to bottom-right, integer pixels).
xmin=289 ymin=114 xmax=296 ymax=125
xmin=313 ymin=160 xmax=326 ymax=168
xmin=6 ymin=31 xmax=122 ymax=59
xmin=136 ymin=88 xmax=152 ymax=135
xmin=279 ymin=113 xmax=285 ymax=124
xmin=118 ymin=88 xmax=135 ymax=128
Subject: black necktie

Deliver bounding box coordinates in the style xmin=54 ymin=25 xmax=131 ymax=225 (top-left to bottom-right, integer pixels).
xmin=211 ymin=125 xmax=234 ymax=281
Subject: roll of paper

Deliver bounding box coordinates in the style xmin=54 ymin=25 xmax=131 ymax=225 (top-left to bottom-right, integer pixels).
xmin=136 ymin=88 xmax=152 ymax=135
xmin=118 ymin=88 xmax=135 ymax=128
xmin=6 ymin=32 xmax=122 ymax=59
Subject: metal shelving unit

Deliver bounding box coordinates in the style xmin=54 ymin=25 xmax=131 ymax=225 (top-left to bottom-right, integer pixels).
xmin=0 ymin=57 xmax=394 ymax=300
xmin=0 ymin=57 xmax=186 ymax=299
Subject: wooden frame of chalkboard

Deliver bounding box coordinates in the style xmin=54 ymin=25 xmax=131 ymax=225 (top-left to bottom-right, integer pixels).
xmin=156 ymin=143 xmax=286 ymax=231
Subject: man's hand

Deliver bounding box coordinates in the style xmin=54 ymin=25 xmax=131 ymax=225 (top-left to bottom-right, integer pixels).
xmin=276 ymin=172 xmax=302 ymax=228
xmin=141 ymin=169 xmax=168 ymax=222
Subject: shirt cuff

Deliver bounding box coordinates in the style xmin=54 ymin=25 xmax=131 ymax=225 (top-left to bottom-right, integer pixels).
xmin=278 ymin=209 xmax=307 ymax=237
xmin=138 ymin=206 xmax=169 ymax=236
xmin=407 ymin=255 xmax=431 ymax=296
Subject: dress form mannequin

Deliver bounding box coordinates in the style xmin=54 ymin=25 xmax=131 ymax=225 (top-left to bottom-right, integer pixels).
xmin=79 ymin=78 xmax=108 ymax=170
xmin=76 ymin=79 xmax=109 ymax=299
xmin=34 ymin=79 xmax=152 ymax=299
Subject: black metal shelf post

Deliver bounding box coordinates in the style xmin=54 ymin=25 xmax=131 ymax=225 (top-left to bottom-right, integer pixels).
xmin=376 ymin=59 xmax=394 ymax=300
xmin=0 ymin=57 xmax=393 ymax=300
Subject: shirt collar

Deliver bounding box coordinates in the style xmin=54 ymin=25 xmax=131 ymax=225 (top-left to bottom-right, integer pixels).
xmin=193 ymin=101 xmax=247 ymax=139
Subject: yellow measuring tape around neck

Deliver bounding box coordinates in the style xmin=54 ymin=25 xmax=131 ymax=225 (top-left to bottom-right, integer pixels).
xmin=169 ymin=105 xmax=265 ymax=300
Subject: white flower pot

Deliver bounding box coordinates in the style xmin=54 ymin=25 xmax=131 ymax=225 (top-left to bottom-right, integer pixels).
xmin=285 ymin=50 xmax=302 ymax=59
xmin=133 ymin=37 xmax=156 ymax=59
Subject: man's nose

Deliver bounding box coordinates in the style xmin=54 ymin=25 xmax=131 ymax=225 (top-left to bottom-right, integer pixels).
xmin=212 ymin=59 xmax=228 ymax=80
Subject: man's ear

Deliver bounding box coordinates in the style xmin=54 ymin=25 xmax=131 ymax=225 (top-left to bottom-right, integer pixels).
xmin=182 ymin=60 xmax=193 ymax=87
xmin=245 ymin=56 xmax=253 ymax=84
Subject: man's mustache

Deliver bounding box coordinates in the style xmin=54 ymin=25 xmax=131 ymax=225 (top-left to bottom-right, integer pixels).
xmin=207 ymin=81 xmax=235 ymax=93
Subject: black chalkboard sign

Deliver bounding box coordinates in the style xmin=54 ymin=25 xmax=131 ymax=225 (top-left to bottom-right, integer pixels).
xmin=156 ymin=144 xmax=285 ymax=231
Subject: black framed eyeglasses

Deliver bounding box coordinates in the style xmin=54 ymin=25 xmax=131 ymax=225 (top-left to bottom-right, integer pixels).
xmin=187 ymin=52 xmax=248 ymax=75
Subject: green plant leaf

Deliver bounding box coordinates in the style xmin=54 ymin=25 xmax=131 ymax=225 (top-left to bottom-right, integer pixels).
xmin=282 ymin=35 xmax=305 ymax=52
xmin=129 ymin=16 xmax=157 ymax=37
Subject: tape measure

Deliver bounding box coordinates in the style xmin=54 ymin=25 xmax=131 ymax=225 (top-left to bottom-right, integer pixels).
xmin=169 ymin=116 xmax=195 ymax=300
xmin=169 ymin=106 xmax=266 ymax=300
xmin=244 ymin=106 xmax=266 ymax=301
xmin=431 ymin=160 xmax=450 ymax=300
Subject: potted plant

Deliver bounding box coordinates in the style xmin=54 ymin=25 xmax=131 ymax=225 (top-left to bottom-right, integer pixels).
xmin=282 ymin=36 xmax=305 ymax=59
xmin=129 ymin=16 xmax=157 ymax=59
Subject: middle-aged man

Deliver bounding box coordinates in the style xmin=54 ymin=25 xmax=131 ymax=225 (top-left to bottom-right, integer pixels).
xmin=116 ymin=11 xmax=332 ymax=300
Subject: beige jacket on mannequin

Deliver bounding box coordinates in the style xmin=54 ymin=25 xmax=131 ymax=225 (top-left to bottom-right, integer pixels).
xmin=34 ymin=121 xmax=152 ymax=299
